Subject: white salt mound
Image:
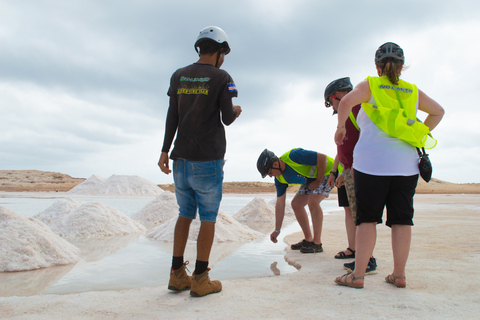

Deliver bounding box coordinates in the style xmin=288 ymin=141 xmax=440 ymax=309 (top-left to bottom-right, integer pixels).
xmin=67 ymin=174 xmax=105 ymax=195
xmin=0 ymin=206 xmax=80 ymax=272
xmin=67 ymin=174 xmax=163 ymax=196
xmin=268 ymin=198 xmax=295 ymax=219
xmin=147 ymin=210 xmax=262 ymax=243
xmin=34 ymin=200 xmax=146 ymax=239
xmin=131 ymin=191 xmax=178 ymax=229
xmin=34 ymin=198 xmax=83 ymax=229
xmin=100 ymin=175 xmax=163 ymax=196
xmin=234 ymin=197 xmax=295 ymax=223
xmin=233 ymin=197 xmax=276 ymax=223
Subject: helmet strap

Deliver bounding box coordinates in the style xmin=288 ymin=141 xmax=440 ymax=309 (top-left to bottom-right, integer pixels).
xmin=214 ymin=49 xmax=222 ymax=68
xmin=274 ymin=159 xmax=284 ymax=174
xmin=267 ymin=160 xmax=284 ymax=176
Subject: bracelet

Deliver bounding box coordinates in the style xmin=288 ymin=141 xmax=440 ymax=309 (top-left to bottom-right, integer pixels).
xmin=337 ymin=125 xmax=345 ymax=129
xmin=274 ymin=230 xmax=280 ymax=233
xmin=330 ymin=170 xmax=337 ymax=175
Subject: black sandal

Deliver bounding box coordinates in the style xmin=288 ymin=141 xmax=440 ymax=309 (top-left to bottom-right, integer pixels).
xmin=334 ymin=247 xmax=355 ymax=259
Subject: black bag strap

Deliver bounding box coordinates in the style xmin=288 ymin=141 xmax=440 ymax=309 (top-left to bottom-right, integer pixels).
xmin=416 ymin=147 xmax=427 ymax=157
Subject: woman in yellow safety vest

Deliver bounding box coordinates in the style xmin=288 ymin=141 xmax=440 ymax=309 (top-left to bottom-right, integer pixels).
xmin=333 ymin=42 xmax=444 ymax=289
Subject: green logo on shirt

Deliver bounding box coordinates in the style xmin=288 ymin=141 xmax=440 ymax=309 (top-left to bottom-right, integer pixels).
xmin=180 ymin=76 xmax=210 ymax=82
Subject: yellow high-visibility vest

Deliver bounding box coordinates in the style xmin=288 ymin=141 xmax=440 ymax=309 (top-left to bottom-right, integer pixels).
xmin=276 ymin=148 xmax=338 ymax=185
xmin=362 ymin=76 xmax=436 ymax=149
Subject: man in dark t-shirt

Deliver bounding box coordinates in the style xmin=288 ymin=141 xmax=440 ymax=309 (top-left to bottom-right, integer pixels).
xmin=158 ymin=26 xmax=242 ymax=297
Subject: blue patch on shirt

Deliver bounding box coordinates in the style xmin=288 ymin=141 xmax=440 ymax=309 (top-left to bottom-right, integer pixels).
xmin=228 ymin=83 xmax=237 ymax=92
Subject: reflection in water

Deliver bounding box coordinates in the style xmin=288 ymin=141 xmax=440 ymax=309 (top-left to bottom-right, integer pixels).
xmin=0 ymin=264 xmax=75 ymax=297
xmin=141 ymin=238 xmax=246 ymax=269
xmin=240 ymin=221 xmax=272 ymax=234
xmin=285 ymin=255 xmax=302 ymax=270
xmin=270 ymin=262 xmax=281 ymax=276
xmin=70 ymin=235 xmax=141 ymax=262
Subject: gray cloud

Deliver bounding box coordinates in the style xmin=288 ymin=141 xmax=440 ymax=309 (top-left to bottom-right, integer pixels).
xmin=1 ymin=0 xmax=480 ymax=183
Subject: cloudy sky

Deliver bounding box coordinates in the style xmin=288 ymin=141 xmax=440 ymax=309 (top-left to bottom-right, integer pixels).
xmin=1 ymin=0 xmax=479 ymax=184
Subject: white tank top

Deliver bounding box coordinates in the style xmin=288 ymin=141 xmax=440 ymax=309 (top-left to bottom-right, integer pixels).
xmin=353 ymin=96 xmax=419 ymax=176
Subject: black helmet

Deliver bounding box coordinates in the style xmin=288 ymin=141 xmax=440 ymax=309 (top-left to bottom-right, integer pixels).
xmin=257 ymin=149 xmax=277 ymax=178
xmin=375 ymin=42 xmax=404 ymax=63
xmin=324 ymin=77 xmax=353 ymax=114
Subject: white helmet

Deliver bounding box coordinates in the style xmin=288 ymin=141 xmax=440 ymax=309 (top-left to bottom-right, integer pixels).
xmin=194 ymin=26 xmax=231 ymax=55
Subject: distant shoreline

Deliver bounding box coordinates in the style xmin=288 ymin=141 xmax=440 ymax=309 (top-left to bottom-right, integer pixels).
xmin=1 ymin=170 xmax=479 ymax=194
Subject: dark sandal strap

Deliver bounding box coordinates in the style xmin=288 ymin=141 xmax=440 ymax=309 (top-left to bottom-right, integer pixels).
xmin=351 ymin=274 xmax=364 ymax=281
xmin=335 ymin=248 xmax=355 ymax=258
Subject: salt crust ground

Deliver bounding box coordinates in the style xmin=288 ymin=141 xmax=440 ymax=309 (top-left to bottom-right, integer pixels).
xmin=0 ymin=194 xmax=478 ymax=319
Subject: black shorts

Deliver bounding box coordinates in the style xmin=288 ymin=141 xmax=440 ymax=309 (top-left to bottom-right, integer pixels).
xmin=337 ymin=185 xmax=349 ymax=207
xmin=354 ymin=170 xmax=418 ymax=228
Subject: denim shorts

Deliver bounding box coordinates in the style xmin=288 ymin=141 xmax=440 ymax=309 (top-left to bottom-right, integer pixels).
xmin=173 ymin=159 xmax=225 ymax=222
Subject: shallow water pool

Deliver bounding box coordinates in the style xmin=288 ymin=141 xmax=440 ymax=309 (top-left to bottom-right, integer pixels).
xmin=0 ymin=192 xmax=339 ymax=296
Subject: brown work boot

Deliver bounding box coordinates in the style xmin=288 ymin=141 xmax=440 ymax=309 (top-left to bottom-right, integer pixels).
xmin=168 ymin=261 xmax=191 ymax=291
xmin=190 ymin=268 xmax=222 ymax=297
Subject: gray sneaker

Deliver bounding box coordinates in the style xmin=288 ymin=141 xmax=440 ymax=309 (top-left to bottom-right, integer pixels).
xmin=290 ymin=239 xmax=310 ymax=250
xmin=300 ymin=242 xmax=323 ymax=253
xmin=343 ymin=257 xmax=377 ymax=275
